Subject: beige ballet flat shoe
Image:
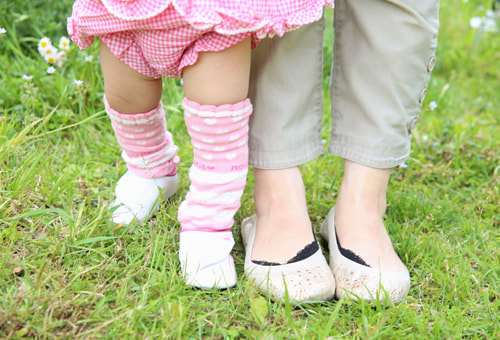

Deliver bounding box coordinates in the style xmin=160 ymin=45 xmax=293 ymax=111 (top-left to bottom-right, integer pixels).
xmin=320 ymin=207 xmax=411 ymax=304
xmin=241 ymin=215 xmax=335 ymax=304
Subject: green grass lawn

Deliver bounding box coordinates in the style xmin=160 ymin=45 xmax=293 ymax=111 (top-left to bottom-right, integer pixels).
xmin=1 ymin=1 xmax=499 ymax=338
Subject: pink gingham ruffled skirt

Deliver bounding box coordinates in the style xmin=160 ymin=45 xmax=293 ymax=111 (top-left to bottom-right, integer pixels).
xmin=68 ymin=0 xmax=333 ymax=78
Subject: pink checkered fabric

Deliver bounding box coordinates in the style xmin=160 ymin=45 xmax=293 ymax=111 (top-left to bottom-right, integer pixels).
xmin=68 ymin=0 xmax=333 ymax=78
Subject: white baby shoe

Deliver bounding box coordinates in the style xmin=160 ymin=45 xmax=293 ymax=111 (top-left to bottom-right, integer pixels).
xmin=179 ymin=230 xmax=237 ymax=289
xmin=111 ymin=171 xmax=178 ymax=225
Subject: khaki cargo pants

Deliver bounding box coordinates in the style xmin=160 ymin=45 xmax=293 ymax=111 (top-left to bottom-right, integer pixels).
xmin=248 ymin=0 xmax=440 ymax=169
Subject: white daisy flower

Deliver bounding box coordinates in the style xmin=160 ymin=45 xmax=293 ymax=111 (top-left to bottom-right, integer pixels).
xmin=55 ymin=51 xmax=67 ymax=67
xmin=85 ymin=55 xmax=93 ymax=63
xmin=44 ymin=55 xmax=57 ymax=65
xmin=470 ymin=14 xmax=498 ymax=32
xmin=22 ymin=74 xmax=34 ymax=81
xmin=0 ymin=27 xmax=6 ymax=36
xmin=74 ymin=79 xmax=84 ymax=87
xmin=429 ymin=101 xmax=438 ymax=111
xmin=38 ymin=37 xmax=53 ymax=54
xmin=484 ymin=11 xmax=498 ymax=32
xmin=42 ymin=45 xmax=59 ymax=64
xmin=470 ymin=17 xmax=482 ymax=28
xmin=47 ymin=66 xmax=56 ymax=74
xmin=59 ymin=36 xmax=71 ymax=51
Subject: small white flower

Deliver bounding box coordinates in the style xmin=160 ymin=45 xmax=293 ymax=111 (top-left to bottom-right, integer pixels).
xmin=429 ymin=101 xmax=438 ymax=111
xmin=422 ymin=135 xmax=429 ymax=142
xmin=399 ymin=161 xmax=408 ymax=169
xmin=59 ymin=36 xmax=71 ymax=51
xmin=44 ymin=55 xmax=57 ymax=65
xmin=74 ymin=79 xmax=84 ymax=87
xmin=38 ymin=37 xmax=53 ymax=54
xmin=0 ymin=27 xmax=6 ymax=36
xmin=470 ymin=15 xmax=498 ymax=32
xmin=43 ymin=45 xmax=57 ymax=56
xmin=58 ymin=51 xmax=67 ymax=61
xmin=484 ymin=17 xmax=499 ymax=32
xmin=22 ymin=74 xmax=34 ymax=81
xmin=47 ymin=66 xmax=56 ymax=74
xmin=470 ymin=17 xmax=482 ymax=28
xmin=42 ymin=45 xmax=59 ymax=64
xmin=85 ymin=55 xmax=94 ymax=63
xmin=54 ymin=51 xmax=67 ymax=67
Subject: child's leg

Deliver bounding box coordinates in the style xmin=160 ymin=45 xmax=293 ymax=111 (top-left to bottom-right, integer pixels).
xmin=100 ymin=43 xmax=179 ymax=224
xmin=179 ymin=38 xmax=251 ymax=289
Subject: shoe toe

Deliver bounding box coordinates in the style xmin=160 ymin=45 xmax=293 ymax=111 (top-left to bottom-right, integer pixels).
xmin=322 ymin=207 xmax=411 ymax=304
xmin=242 ymin=216 xmax=335 ymax=304
xmin=251 ymin=252 xmax=335 ymax=304
xmin=110 ymin=197 xmax=157 ymax=224
xmin=110 ymin=172 xmax=178 ymax=225
xmin=183 ymin=256 xmax=237 ymax=289
xmin=179 ymin=231 xmax=237 ymax=289
xmin=334 ymin=264 xmax=410 ymax=304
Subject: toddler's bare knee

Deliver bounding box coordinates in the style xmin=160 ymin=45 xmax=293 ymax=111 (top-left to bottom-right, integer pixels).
xmin=104 ymin=81 xmax=162 ymax=114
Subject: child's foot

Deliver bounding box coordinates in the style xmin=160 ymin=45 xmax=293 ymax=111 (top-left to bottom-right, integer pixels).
xmin=179 ymin=231 xmax=237 ymax=289
xmin=111 ymin=171 xmax=178 ymax=225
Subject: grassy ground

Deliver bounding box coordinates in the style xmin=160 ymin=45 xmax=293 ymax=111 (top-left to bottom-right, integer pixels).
xmin=1 ymin=1 xmax=499 ymax=338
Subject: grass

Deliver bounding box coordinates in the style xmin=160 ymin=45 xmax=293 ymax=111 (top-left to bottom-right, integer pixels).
xmin=1 ymin=1 xmax=499 ymax=338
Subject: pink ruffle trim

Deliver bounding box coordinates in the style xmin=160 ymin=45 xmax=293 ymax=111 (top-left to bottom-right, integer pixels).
xmin=99 ymin=0 xmax=333 ymax=38
xmin=182 ymin=97 xmax=252 ymax=115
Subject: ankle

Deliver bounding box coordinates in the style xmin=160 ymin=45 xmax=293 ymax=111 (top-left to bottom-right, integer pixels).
xmin=254 ymin=167 xmax=308 ymax=218
xmin=339 ymin=160 xmax=390 ymax=215
xmin=337 ymin=182 xmax=387 ymax=220
xmin=335 ymin=198 xmax=385 ymax=236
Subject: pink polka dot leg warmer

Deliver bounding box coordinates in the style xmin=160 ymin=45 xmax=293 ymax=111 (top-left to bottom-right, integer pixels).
xmin=105 ymin=96 xmax=179 ymax=178
xmin=178 ymin=97 xmax=252 ymax=232
xmin=178 ymin=97 xmax=252 ymax=289
xmin=105 ymin=97 xmax=180 ymax=225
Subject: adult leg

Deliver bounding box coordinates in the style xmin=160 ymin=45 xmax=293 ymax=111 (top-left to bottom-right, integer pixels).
xmin=244 ymin=21 xmax=335 ymax=303
xmin=100 ymin=43 xmax=179 ymax=224
xmin=328 ymin=0 xmax=439 ymax=295
xmin=248 ymin=20 xmax=325 ymax=264
xmin=335 ymin=161 xmax=406 ymax=273
xmin=178 ymin=38 xmax=252 ymax=289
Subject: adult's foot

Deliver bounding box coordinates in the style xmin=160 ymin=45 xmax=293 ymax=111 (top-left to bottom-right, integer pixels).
xmin=251 ymin=167 xmax=316 ymax=264
xmin=334 ymin=160 xmax=407 ymax=273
